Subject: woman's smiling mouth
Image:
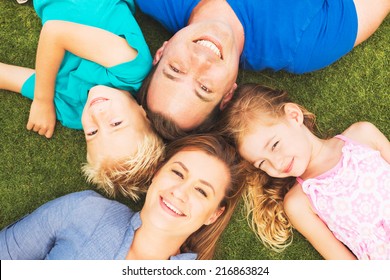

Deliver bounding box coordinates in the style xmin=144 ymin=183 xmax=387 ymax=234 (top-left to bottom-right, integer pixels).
xmin=161 ymin=197 xmax=186 ymax=217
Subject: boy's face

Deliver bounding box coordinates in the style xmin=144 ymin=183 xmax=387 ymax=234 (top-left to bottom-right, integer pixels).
xmin=81 ymin=85 xmax=149 ymax=165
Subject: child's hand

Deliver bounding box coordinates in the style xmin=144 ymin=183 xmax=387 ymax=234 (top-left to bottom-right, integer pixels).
xmin=26 ymin=99 xmax=56 ymax=138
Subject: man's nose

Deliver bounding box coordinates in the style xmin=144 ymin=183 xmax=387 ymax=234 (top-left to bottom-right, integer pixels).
xmin=191 ymin=47 xmax=213 ymax=69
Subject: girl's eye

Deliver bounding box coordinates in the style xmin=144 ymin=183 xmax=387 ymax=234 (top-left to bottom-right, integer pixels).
xmin=200 ymin=84 xmax=210 ymax=93
xmin=172 ymin=169 xmax=184 ymax=179
xmin=257 ymin=160 xmax=265 ymax=170
xmin=170 ymin=65 xmax=180 ymax=73
xmin=112 ymin=121 xmax=122 ymax=127
xmin=87 ymin=129 xmax=98 ymax=136
xmin=196 ymin=187 xmax=207 ymax=198
xmin=272 ymin=141 xmax=279 ymax=151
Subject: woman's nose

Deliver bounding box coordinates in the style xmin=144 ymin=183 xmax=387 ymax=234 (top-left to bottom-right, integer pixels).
xmin=171 ymin=182 xmax=191 ymax=202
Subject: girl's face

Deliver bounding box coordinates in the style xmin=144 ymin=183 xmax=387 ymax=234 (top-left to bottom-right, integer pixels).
xmin=239 ymin=105 xmax=312 ymax=178
xmin=141 ymin=149 xmax=229 ymax=237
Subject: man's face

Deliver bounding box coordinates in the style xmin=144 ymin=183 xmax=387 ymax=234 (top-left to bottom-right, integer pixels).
xmin=147 ymin=21 xmax=240 ymax=131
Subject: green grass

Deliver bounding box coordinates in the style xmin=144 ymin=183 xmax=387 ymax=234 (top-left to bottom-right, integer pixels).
xmin=0 ymin=1 xmax=388 ymax=260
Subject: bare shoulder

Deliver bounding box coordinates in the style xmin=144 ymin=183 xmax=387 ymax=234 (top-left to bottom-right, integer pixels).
xmin=283 ymin=183 xmax=311 ymax=218
xmin=343 ymin=121 xmax=387 ymax=149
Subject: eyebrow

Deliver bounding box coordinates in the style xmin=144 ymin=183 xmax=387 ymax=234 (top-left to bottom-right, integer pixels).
xmin=174 ymin=161 xmax=216 ymax=194
xmin=162 ymin=69 xmax=213 ymax=103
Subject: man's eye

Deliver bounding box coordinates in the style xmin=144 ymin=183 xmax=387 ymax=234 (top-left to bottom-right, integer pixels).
xmin=200 ymin=84 xmax=210 ymax=93
xmin=170 ymin=65 xmax=180 ymax=73
xmin=87 ymin=130 xmax=98 ymax=136
xmin=112 ymin=121 xmax=122 ymax=127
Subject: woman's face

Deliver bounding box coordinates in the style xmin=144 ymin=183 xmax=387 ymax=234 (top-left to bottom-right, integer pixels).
xmin=141 ymin=149 xmax=230 ymax=237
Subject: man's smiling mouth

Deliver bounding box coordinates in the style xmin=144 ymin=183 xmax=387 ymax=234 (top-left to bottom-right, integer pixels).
xmin=195 ymin=39 xmax=223 ymax=59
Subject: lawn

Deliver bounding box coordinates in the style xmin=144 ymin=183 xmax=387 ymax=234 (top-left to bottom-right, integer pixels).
xmin=0 ymin=1 xmax=388 ymax=260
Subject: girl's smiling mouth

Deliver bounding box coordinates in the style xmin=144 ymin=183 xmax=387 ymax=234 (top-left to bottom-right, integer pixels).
xmin=283 ymin=158 xmax=294 ymax=173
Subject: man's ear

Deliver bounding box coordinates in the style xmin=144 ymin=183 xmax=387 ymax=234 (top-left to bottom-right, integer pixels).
xmin=153 ymin=41 xmax=168 ymax=65
xmin=219 ymin=83 xmax=237 ymax=110
xmin=204 ymin=207 xmax=225 ymax=225
xmin=284 ymin=103 xmax=304 ymax=125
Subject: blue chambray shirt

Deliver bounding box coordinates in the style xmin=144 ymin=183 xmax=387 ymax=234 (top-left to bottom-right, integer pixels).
xmin=0 ymin=191 xmax=197 ymax=260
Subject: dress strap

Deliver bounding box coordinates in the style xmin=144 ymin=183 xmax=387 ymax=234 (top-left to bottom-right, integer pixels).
xmin=334 ymin=134 xmax=349 ymax=142
xmin=296 ymin=177 xmax=304 ymax=185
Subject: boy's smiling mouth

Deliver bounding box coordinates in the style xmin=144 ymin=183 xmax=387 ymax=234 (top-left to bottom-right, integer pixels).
xmin=89 ymin=97 xmax=109 ymax=108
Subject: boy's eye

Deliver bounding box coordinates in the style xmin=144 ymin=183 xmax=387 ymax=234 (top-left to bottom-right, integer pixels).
xmin=87 ymin=129 xmax=98 ymax=136
xmin=196 ymin=187 xmax=207 ymax=198
xmin=271 ymin=141 xmax=279 ymax=151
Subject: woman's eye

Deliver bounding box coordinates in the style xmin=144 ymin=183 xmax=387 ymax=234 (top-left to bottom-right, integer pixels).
xmin=200 ymin=84 xmax=210 ymax=93
xmin=272 ymin=141 xmax=279 ymax=151
xmin=112 ymin=121 xmax=122 ymax=127
xmin=196 ymin=187 xmax=207 ymax=198
xmin=172 ymin=170 xmax=184 ymax=179
xmin=87 ymin=130 xmax=98 ymax=136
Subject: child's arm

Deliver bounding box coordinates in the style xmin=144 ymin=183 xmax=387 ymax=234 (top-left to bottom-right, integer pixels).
xmin=28 ymin=20 xmax=138 ymax=138
xmin=343 ymin=122 xmax=390 ymax=164
xmin=284 ymin=185 xmax=357 ymax=260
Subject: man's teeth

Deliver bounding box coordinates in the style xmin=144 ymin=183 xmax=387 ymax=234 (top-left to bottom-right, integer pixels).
xmin=163 ymin=199 xmax=184 ymax=216
xmin=196 ymin=40 xmax=221 ymax=58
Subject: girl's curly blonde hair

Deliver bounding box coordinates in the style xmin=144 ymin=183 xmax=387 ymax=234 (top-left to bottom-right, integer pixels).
xmin=219 ymin=83 xmax=316 ymax=251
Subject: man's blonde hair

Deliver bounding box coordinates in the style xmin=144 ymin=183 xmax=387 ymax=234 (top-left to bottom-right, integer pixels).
xmin=82 ymin=132 xmax=165 ymax=201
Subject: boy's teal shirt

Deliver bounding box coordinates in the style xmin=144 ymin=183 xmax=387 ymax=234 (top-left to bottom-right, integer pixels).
xmin=21 ymin=0 xmax=152 ymax=130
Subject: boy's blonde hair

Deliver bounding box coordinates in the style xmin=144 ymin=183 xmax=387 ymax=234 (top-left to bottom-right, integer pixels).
xmin=82 ymin=131 xmax=165 ymax=201
xmin=219 ymin=83 xmax=316 ymax=251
